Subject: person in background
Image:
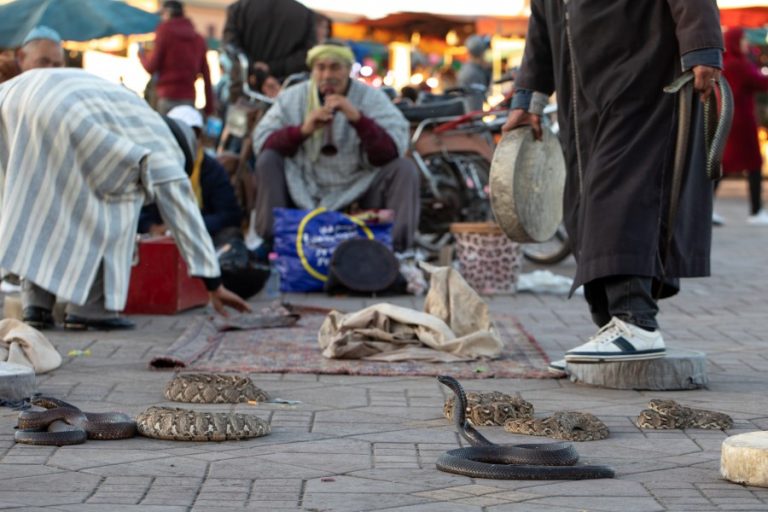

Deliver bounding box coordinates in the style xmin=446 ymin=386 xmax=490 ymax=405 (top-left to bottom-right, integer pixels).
xmin=251 ymin=67 xmax=281 ymax=98
xmin=223 ymin=0 xmax=316 ymax=102
xmin=0 ymin=69 xmax=248 ymax=331
xmin=139 ymin=105 xmax=242 ymax=240
xmin=251 ymin=41 xmax=419 ymax=253
xmin=718 ymin=27 xmax=768 ymax=226
xmin=503 ymin=1 xmax=722 ymax=366
xmin=0 ymin=26 xmax=64 ymax=83
xmin=214 ymin=52 xmax=232 ymax=120
xmin=139 ymin=0 xmax=215 ymax=116
xmin=457 ymin=35 xmax=491 ymax=111
xmin=395 ymin=85 xmax=419 ymax=105
xmin=437 ymin=66 xmax=458 ymax=93
xmin=315 ymin=13 xmax=332 ymax=45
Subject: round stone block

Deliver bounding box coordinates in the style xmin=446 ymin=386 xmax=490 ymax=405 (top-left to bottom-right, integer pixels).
xmin=721 ymin=432 xmax=768 ymax=488
xmin=565 ymin=350 xmax=707 ymax=390
xmin=0 ymin=362 xmax=36 ymax=401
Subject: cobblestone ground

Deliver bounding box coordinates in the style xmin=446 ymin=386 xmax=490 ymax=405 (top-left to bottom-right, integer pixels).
xmin=1 ymin=182 xmax=767 ymax=511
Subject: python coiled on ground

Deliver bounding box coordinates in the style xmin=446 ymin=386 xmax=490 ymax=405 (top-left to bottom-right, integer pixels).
xmin=436 ymin=376 xmax=614 ymax=480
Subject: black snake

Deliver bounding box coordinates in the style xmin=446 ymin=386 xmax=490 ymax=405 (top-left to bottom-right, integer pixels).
xmin=663 ymin=71 xmax=734 ymax=181
xmin=15 ymin=397 xmax=136 ymax=446
xmin=436 ymin=376 xmax=615 ymax=480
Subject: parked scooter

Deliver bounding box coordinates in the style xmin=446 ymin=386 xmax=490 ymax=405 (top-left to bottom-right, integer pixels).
xmin=397 ymin=90 xmax=496 ymax=258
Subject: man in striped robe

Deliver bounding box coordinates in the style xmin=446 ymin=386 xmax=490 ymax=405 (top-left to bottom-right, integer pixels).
xmin=0 ymin=68 xmax=249 ymax=330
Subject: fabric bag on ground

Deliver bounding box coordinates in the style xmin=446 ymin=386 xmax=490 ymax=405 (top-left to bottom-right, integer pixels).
xmin=0 ymin=318 xmax=62 ymax=373
xmin=273 ymin=207 xmax=392 ymax=292
xmin=317 ymin=264 xmax=503 ymax=362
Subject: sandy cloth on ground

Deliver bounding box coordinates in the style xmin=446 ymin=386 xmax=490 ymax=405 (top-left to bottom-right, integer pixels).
xmin=318 ymin=264 xmax=503 ymax=362
xmin=0 ymin=319 xmax=62 ymax=373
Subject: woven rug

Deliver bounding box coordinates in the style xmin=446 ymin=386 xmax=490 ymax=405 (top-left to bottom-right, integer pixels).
xmin=150 ymin=313 xmax=553 ymax=379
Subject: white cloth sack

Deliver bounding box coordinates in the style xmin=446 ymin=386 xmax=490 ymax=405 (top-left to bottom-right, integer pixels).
xmin=318 ymin=263 xmax=503 ymax=362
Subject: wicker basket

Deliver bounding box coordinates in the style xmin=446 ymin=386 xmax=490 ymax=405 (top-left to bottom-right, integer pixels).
xmin=450 ymin=222 xmax=521 ymax=295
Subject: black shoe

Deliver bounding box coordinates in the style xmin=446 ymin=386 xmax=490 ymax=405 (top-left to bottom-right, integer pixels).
xmin=63 ymin=315 xmax=135 ymax=331
xmin=22 ymin=307 xmax=55 ymax=330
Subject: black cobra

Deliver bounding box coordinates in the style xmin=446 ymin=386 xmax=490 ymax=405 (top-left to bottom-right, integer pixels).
xmin=436 ymin=376 xmax=615 ymax=480
xmin=663 ymin=70 xmax=734 ymax=181
xmin=660 ymin=72 xmax=734 ymax=274
xmin=14 ymin=396 xmax=136 ymax=446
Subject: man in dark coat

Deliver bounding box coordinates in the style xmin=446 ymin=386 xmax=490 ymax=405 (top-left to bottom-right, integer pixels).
xmin=223 ymin=0 xmax=316 ymax=101
xmin=502 ymin=1 xmax=723 ymax=364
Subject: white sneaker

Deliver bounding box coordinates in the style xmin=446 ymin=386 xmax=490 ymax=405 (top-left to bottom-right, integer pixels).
xmin=747 ymin=209 xmax=768 ymax=226
xmin=548 ymin=359 xmax=567 ymax=373
xmin=712 ymin=211 xmax=726 ymax=226
xmin=564 ymin=317 xmax=666 ymax=362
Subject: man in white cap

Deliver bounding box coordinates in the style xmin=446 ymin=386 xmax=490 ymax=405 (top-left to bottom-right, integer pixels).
xmin=251 ymin=40 xmax=419 ymax=253
xmin=139 ymin=105 xmax=242 ymax=239
xmin=0 ymin=25 xmax=64 ymax=83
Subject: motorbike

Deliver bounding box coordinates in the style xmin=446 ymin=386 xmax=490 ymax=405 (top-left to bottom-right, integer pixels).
xmin=397 ymin=90 xmax=496 ymax=259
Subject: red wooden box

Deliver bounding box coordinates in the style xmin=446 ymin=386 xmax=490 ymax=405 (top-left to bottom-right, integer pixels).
xmin=123 ymin=236 xmax=209 ymax=315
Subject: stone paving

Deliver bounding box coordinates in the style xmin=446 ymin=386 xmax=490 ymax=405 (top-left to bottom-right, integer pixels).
xmin=1 ymin=181 xmax=768 ymax=511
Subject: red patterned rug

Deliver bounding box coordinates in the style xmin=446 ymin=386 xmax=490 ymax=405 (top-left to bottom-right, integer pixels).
xmin=150 ymin=313 xmax=553 ymax=379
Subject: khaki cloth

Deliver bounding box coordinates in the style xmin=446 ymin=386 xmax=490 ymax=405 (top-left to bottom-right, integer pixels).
xmin=318 ymin=264 xmax=503 ymax=362
xmin=0 ymin=319 xmax=62 ymax=373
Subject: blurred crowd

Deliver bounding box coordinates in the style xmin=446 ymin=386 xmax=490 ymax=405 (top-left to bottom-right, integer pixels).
xmin=0 ymin=0 xmax=767 ymax=332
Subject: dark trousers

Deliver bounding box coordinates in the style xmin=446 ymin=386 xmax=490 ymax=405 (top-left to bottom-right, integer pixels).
xmin=21 ymin=265 xmax=118 ymax=318
xmin=583 ymin=275 xmax=659 ymax=330
xmin=254 ymin=150 xmax=420 ymax=252
xmin=715 ymin=171 xmax=763 ymax=215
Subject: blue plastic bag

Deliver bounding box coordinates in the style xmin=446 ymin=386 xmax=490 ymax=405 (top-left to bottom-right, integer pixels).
xmin=273 ymin=207 xmax=393 ymax=292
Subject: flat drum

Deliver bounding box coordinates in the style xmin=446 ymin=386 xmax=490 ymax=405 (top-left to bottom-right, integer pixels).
xmin=489 ymin=126 xmax=566 ymax=243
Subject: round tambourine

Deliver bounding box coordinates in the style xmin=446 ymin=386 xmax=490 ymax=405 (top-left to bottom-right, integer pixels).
xmin=489 ymin=126 xmax=566 ymax=243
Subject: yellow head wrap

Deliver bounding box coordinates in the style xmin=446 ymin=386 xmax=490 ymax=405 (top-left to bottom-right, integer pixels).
xmin=306 ymin=44 xmax=355 ymax=68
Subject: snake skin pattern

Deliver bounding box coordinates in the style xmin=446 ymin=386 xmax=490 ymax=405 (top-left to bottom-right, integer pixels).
xmin=135 ymin=406 xmax=271 ymax=441
xmin=443 ymin=391 xmax=533 ymax=426
xmin=436 ymin=376 xmax=615 ymax=480
xmin=504 ymin=411 xmax=610 ymax=442
xmin=636 ymin=399 xmax=733 ymax=430
xmin=164 ymin=373 xmax=270 ymax=404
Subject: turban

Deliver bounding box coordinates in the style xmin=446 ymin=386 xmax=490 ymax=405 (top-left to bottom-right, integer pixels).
xmin=306 ymin=44 xmax=355 ymax=67
xmin=22 ymin=26 xmax=62 ymax=46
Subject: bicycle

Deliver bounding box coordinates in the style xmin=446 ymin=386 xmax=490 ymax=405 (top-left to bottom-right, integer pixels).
xmin=397 ymin=93 xmax=496 ymax=259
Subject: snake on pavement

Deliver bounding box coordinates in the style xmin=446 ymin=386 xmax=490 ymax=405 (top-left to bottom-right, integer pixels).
xmin=15 ymin=397 xmax=136 ymax=446
xmin=436 ymin=376 xmax=615 ymax=480
xmin=164 ymin=373 xmax=270 ymax=404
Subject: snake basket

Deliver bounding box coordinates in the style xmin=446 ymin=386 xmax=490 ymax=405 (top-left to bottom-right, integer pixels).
xmin=450 ymin=222 xmax=521 ymax=295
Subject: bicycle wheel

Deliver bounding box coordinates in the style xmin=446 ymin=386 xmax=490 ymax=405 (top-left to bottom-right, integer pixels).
xmin=522 ymin=225 xmax=571 ymax=265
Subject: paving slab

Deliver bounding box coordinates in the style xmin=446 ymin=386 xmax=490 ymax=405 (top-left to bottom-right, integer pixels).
xmin=2 ymin=184 xmax=768 ymax=510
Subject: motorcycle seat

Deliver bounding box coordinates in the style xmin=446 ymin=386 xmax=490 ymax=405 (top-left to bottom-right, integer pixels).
xmin=396 ymin=98 xmax=467 ymax=123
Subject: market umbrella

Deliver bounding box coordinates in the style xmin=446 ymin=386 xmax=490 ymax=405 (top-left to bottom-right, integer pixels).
xmin=0 ymin=0 xmax=160 ymax=48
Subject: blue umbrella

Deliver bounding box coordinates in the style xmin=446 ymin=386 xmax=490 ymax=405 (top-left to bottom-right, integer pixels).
xmin=0 ymin=0 xmax=160 ymax=48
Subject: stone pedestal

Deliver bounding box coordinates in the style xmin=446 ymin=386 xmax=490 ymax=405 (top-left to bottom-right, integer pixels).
xmin=564 ymin=350 xmax=707 ymax=390
xmin=0 ymin=362 xmax=35 ymax=401
xmin=721 ymin=432 xmax=768 ymax=488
